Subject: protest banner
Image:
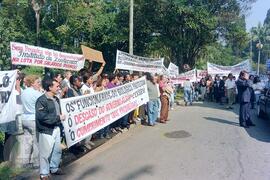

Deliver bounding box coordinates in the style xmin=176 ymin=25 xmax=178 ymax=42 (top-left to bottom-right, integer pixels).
xmin=81 ymin=45 xmax=105 ymax=64
xmin=196 ymin=69 xmax=208 ymax=81
xmin=11 ymin=42 xmax=85 ymax=71
xmin=115 ymin=50 xmax=163 ymax=73
xmin=0 ymin=70 xmax=17 ymax=123
xmin=161 ymin=64 xmax=170 ymax=76
xmin=168 ymin=62 xmax=179 ymax=77
xmin=60 ymin=77 xmax=149 ymax=147
xmin=207 ymin=60 xmax=251 ymax=76
xmin=171 ymin=69 xmax=196 ymax=85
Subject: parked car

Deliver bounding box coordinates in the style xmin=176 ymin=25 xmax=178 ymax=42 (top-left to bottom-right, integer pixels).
xmin=257 ymin=89 xmax=270 ymax=119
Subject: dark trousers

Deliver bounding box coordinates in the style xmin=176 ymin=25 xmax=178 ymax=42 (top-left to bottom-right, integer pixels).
xmin=239 ymin=102 xmax=251 ymax=125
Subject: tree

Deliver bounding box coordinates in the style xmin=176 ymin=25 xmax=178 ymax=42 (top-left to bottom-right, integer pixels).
xmin=251 ymin=22 xmax=270 ymax=64
xmin=264 ymin=9 xmax=270 ymax=26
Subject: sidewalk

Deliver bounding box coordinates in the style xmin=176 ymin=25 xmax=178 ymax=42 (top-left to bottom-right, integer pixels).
xmin=15 ymin=122 xmax=143 ymax=180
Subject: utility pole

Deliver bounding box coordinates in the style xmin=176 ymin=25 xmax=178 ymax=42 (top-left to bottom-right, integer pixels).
xmin=250 ymin=33 xmax=252 ymax=60
xmin=129 ymin=0 xmax=134 ymax=55
xmin=256 ymin=41 xmax=263 ymax=75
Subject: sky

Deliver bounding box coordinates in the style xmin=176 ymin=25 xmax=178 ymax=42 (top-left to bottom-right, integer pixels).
xmin=245 ymin=0 xmax=270 ymax=31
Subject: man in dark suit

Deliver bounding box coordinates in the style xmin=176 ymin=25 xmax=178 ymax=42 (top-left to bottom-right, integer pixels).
xmin=236 ymin=70 xmax=256 ymax=128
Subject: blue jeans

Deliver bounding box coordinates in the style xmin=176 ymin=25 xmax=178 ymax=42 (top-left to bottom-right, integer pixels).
xmin=170 ymin=93 xmax=175 ymax=108
xmin=157 ymin=98 xmax=161 ymax=118
xmin=38 ymin=127 xmax=62 ymax=177
xmin=120 ymin=114 xmax=129 ymax=128
xmin=184 ymin=89 xmax=192 ymax=103
xmin=147 ymin=99 xmax=159 ymax=125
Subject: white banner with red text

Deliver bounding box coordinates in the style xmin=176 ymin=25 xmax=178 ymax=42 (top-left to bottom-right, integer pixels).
xmin=11 ymin=42 xmax=85 ymax=71
xmin=207 ymin=60 xmax=251 ymax=76
xmin=115 ymin=50 xmax=164 ymax=73
xmin=196 ymin=69 xmax=208 ymax=81
xmin=0 ymin=70 xmax=17 ymax=123
xmin=60 ymin=77 xmax=149 ymax=148
xmin=171 ymin=69 xmax=197 ymax=85
xmin=168 ymin=62 xmax=179 ymax=77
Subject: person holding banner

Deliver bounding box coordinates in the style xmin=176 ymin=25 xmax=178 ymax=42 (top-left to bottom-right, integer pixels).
xmin=146 ymin=73 xmax=159 ymax=126
xmin=61 ymin=71 xmax=72 ymax=89
xmin=206 ymin=76 xmax=213 ymax=101
xmin=159 ymin=76 xmax=172 ymax=123
xmin=199 ymin=78 xmax=207 ymax=101
xmin=20 ymin=75 xmax=43 ymax=167
xmin=36 ymin=79 xmax=66 ymax=179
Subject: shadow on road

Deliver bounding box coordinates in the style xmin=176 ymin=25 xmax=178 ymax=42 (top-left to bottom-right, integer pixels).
xmin=204 ymin=117 xmax=240 ymax=127
xmin=119 ymin=165 xmax=154 ymax=180
xmin=196 ymin=101 xmax=270 ymax=143
xmin=54 ymin=165 xmax=102 ymax=180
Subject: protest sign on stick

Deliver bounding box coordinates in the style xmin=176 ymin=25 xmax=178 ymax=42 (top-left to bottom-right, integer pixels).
xmin=60 ymin=77 xmax=149 ymax=147
xmin=11 ymin=42 xmax=85 ymax=71
xmin=81 ymin=45 xmax=105 ymax=64
xmin=0 ymin=70 xmax=17 ymax=123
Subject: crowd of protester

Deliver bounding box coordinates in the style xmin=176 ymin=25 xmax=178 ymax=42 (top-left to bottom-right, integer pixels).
xmin=183 ymin=71 xmax=270 ymax=128
xmin=1 ymin=65 xmax=177 ymax=180
xmin=3 ymin=63 xmax=269 ymax=179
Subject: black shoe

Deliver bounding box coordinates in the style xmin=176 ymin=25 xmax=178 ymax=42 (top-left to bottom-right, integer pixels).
xmin=51 ymin=168 xmax=65 ymax=175
xmin=240 ymin=124 xmax=249 ymax=128
xmin=247 ymin=122 xmax=256 ymax=126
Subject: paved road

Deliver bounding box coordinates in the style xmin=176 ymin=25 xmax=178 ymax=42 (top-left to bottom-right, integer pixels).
xmin=55 ymin=102 xmax=270 ymax=180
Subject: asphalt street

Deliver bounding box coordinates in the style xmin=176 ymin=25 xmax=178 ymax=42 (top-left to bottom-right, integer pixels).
xmin=54 ymin=102 xmax=270 ymax=180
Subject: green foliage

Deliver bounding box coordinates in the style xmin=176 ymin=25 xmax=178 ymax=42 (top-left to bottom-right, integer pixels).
xmin=0 ymin=132 xmax=4 ymax=146
xmin=21 ymin=66 xmax=44 ymax=76
xmin=0 ymin=162 xmax=26 ymax=179
xmin=0 ymin=0 xmax=256 ymax=72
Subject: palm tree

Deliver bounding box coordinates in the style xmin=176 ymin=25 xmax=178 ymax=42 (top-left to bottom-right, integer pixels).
xmin=250 ymin=23 xmax=270 ymax=74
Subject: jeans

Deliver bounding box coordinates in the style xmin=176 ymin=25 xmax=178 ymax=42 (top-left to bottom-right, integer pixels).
xmin=170 ymin=93 xmax=175 ymax=108
xmin=39 ymin=127 xmax=62 ymax=177
xmin=184 ymin=89 xmax=192 ymax=103
xmin=120 ymin=114 xmax=129 ymax=128
xmin=157 ymin=98 xmax=161 ymax=118
xmin=255 ymin=93 xmax=261 ymax=107
xmin=200 ymin=87 xmax=206 ymax=100
xmin=21 ymin=120 xmax=39 ymax=166
xmin=147 ymin=99 xmax=159 ymax=125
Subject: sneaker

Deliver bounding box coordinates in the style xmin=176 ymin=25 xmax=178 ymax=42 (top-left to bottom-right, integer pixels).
xmin=122 ymin=128 xmax=129 ymax=132
xmin=105 ymin=134 xmax=111 ymax=139
xmin=84 ymin=143 xmax=92 ymax=150
xmin=99 ymin=134 xmax=105 ymax=139
xmin=51 ymin=168 xmax=65 ymax=175
xmin=40 ymin=175 xmax=50 ymax=180
xmin=111 ymin=128 xmax=117 ymax=133
xmin=88 ymin=141 xmax=95 ymax=146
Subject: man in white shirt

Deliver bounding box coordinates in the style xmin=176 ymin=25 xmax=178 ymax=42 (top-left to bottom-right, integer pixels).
xmin=225 ymin=73 xmax=236 ymax=109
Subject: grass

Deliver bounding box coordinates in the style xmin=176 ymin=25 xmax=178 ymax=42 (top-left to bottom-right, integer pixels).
xmin=175 ymin=89 xmax=184 ymax=101
xmin=0 ymin=162 xmax=27 ymax=180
